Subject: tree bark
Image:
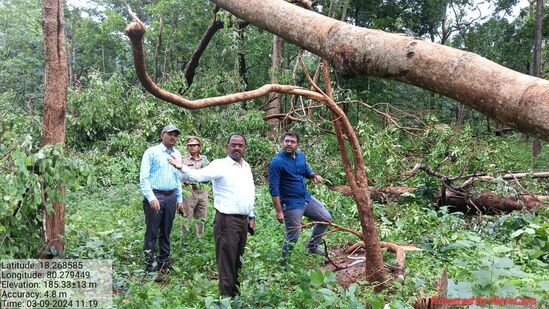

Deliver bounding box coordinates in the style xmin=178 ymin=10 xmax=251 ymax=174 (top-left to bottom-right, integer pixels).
xmin=328 ymin=184 xmax=547 ymax=213
xmin=440 ymin=191 xmax=546 ymax=214
xmin=153 ymin=14 xmax=163 ymax=82
xmin=455 ymin=103 xmax=465 ymax=130
xmin=184 ymin=19 xmax=224 ymax=87
xmin=211 ymin=0 xmax=549 ymax=141
xmin=321 ymin=59 xmax=387 ymax=287
xmin=266 ymin=35 xmax=283 ymax=127
xmin=41 ymin=0 xmax=68 ymax=258
xmin=532 ymin=0 xmax=543 ymax=156
xmin=237 ymin=28 xmax=248 ymax=91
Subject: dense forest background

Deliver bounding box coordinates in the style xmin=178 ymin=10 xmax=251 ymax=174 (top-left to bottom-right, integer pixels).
xmin=0 ymin=0 xmax=548 ymax=307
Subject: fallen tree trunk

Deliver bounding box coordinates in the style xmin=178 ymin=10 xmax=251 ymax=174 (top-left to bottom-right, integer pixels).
xmin=328 ymin=184 xmax=416 ymax=202
xmin=478 ymin=171 xmax=549 ymax=181
xmin=327 ymin=184 xmax=548 ymax=213
xmin=212 ymin=0 xmax=549 ymax=141
xmin=346 ymin=241 xmax=423 ymax=277
xmin=306 ymin=221 xmax=421 ymax=278
xmin=439 ymin=191 xmax=548 ymax=214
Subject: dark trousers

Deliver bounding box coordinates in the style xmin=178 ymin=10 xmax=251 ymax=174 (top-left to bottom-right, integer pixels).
xmin=214 ymin=210 xmax=248 ymax=297
xmin=143 ymin=191 xmax=177 ymax=270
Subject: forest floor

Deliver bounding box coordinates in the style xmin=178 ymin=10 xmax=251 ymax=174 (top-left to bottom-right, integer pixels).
xmin=63 ymin=183 xmax=549 ymax=308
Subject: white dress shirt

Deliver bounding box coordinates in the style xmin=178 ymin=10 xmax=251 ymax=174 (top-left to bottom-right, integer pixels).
xmin=177 ymin=156 xmax=255 ymax=217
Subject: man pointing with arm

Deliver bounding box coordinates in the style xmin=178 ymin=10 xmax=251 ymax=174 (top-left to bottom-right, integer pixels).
xmin=168 ymin=133 xmax=255 ymax=297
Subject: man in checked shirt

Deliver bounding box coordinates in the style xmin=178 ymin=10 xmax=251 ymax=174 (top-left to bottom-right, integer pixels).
xmin=139 ymin=124 xmax=184 ymax=279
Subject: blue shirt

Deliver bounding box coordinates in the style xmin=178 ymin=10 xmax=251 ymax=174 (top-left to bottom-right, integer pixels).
xmin=140 ymin=143 xmax=183 ymax=203
xmin=268 ymin=150 xmax=314 ymax=210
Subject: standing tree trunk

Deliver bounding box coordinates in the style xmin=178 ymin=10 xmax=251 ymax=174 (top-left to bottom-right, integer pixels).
xmin=455 ymin=103 xmax=465 ymax=129
xmin=101 ymin=43 xmax=105 ymax=74
xmin=237 ymin=29 xmax=248 ymax=90
xmin=162 ymin=17 xmax=176 ymax=77
xmin=532 ymin=0 xmax=543 ymax=157
xmin=322 ymin=59 xmax=387 ymax=288
xmin=41 ymin=0 xmax=68 ymax=258
xmin=266 ymin=35 xmax=283 ymax=127
xmin=153 ymin=14 xmax=164 ymax=82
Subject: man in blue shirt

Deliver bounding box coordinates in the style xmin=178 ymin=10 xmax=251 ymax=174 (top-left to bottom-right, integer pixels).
xmin=139 ymin=124 xmax=184 ymax=277
xmin=268 ymin=132 xmax=332 ymax=264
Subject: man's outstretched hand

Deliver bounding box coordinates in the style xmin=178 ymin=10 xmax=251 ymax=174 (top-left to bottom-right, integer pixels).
xmin=168 ymin=154 xmax=183 ymax=169
xmin=312 ymin=174 xmax=323 ymax=184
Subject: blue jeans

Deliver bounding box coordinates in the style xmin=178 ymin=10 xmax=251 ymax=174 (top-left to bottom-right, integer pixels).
xmin=281 ymin=196 xmax=332 ymax=258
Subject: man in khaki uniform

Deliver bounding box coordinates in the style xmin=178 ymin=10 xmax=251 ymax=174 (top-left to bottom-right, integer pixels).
xmin=179 ymin=137 xmax=209 ymax=238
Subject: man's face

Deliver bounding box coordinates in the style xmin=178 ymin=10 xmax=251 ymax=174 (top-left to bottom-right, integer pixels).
xmin=226 ymin=135 xmax=246 ymax=162
xmin=161 ymin=131 xmax=179 ymax=148
xmin=283 ymin=135 xmax=298 ymax=155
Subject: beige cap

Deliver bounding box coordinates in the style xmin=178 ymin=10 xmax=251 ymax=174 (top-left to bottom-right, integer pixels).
xmin=187 ymin=137 xmax=201 ymax=145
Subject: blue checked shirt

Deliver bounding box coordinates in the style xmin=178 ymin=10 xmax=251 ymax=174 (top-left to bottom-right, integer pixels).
xmin=140 ymin=143 xmax=183 ymax=203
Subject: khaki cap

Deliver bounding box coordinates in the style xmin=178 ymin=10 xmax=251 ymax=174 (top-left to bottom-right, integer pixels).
xmin=187 ymin=137 xmax=201 ymax=145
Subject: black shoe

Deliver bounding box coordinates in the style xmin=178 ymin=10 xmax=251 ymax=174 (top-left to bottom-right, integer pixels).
xmin=145 ymin=265 xmax=155 ymax=273
xmin=155 ymin=263 xmax=173 ymax=273
xmin=307 ymin=247 xmax=326 ymax=256
xmin=154 ymin=272 xmax=167 ymax=283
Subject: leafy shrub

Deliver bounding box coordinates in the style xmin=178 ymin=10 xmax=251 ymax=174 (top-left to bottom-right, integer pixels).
xmin=0 ymin=94 xmax=89 ymax=257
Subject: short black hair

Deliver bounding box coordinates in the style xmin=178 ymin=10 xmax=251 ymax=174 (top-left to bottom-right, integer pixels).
xmin=283 ymin=131 xmax=299 ymax=143
xmin=227 ymin=133 xmax=247 ymax=145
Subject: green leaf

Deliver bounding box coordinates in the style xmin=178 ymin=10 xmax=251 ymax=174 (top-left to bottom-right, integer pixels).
xmin=511 ymin=229 xmax=524 ymax=238
xmin=473 ymin=269 xmax=493 ymax=287
xmin=447 ymin=279 xmax=473 ymax=298
xmin=204 ymin=296 xmax=214 ymax=308
xmin=493 ymin=245 xmax=513 ymax=254
xmin=524 ymin=228 xmax=535 ymax=235
xmin=309 ymin=270 xmax=323 ymax=287
xmin=318 ymin=288 xmax=335 ymax=296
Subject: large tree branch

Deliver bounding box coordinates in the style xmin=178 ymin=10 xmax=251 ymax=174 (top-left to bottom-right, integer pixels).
xmin=125 ymin=12 xmax=389 ymax=286
xmin=302 ymin=221 xmax=421 ymax=276
xmin=124 ymin=19 xmax=325 ymax=108
xmin=184 ymin=19 xmax=224 ymax=87
xmin=183 ymin=9 xmax=250 ymax=88
xmin=211 ymin=0 xmax=549 ymax=141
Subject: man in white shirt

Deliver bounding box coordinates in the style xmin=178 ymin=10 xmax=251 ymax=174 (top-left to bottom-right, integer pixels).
xmin=168 ymin=133 xmax=255 ymax=297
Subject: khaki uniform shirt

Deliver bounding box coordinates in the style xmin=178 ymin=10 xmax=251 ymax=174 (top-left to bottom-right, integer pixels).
xmin=181 ymin=154 xmax=209 ymax=190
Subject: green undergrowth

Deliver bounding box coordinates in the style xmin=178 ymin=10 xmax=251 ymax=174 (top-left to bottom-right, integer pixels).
xmin=64 ymin=183 xmax=549 ymax=308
